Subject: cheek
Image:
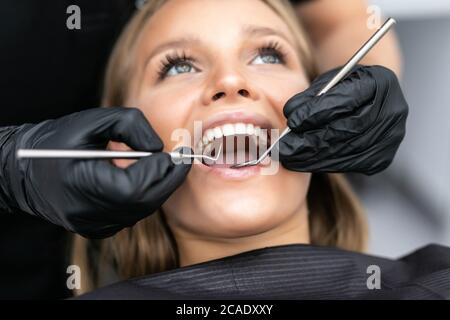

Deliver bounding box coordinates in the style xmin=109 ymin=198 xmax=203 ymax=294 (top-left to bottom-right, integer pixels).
xmin=256 ymin=72 xmax=309 ymax=116
xmin=132 ymin=88 xmax=199 ymax=152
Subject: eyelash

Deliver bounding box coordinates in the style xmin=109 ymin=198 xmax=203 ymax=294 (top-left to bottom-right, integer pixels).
xmin=157 ymin=51 xmax=196 ymax=80
xmin=258 ymin=40 xmax=287 ymax=64
xmin=156 ymin=40 xmax=287 ymax=80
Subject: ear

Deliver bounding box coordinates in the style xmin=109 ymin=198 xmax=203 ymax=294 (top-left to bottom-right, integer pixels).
xmin=107 ymin=140 xmax=136 ymax=169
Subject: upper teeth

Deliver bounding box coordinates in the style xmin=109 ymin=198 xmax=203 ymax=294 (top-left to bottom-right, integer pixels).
xmin=199 ymin=122 xmax=268 ymax=149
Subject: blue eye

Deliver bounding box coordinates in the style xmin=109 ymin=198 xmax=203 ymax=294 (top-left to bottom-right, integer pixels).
xmin=252 ymin=42 xmax=286 ymax=65
xmin=158 ymin=53 xmax=197 ymax=80
xmin=252 ymin=52 xmax=282 ymax=65
xmin=166 ymin=62 xmax=195 ymax=76
xmin=157 ymin=42 xmax=286 ymax=80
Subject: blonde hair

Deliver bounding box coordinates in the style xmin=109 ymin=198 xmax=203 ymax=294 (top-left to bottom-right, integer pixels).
xmin=73 ymin=0 xmax=368 ymax=294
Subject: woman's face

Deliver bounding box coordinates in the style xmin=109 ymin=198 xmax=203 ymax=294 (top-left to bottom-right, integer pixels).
xmin=121 ymin=0 xmax=311 ymax=239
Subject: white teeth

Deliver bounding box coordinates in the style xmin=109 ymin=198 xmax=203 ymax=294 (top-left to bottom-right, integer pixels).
xmin=246 ymin=123 xmax=254 ymax=135
xmin=258 ymin=130 xmax=268 ymax=146
xmin=222 ymin=124 xmax=235 ymax=136
xmin=235 ymin=123 xmax=246 ymax=135
xmin=206 ymin=129 xmax=215 ymax=142
xmin=213 ymin=127 xmax=223 ymax=139
xmin=259 ymin=128 xmax=267 ymax=138
xmin=198 ymin=122 xmax=269 ymax=150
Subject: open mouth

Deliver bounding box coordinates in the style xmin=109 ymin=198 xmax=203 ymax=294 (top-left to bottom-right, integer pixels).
xmin=196 ymin=122 xmax=272 ymax=168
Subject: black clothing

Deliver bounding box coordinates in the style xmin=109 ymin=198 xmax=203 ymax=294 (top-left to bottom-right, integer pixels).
xmin=78 ymin=244 xmax=450 ymax=300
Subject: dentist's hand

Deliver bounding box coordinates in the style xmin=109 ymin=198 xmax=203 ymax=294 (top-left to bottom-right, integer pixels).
xmin=279 ymin=65 xmax=408 ymax=175
xmin=0 ymin=107 xmax=192 ymax=238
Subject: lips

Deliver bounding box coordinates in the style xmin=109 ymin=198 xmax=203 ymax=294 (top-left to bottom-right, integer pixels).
xmin=195 ymin=111 xmax=274 ymax=168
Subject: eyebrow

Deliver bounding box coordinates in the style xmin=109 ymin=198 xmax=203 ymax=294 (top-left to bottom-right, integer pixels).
xmin=241 ymin=24 xmax=294 ymax=45
xmin=144 ymin=25 xmax=294 ymax=68
xmin=146 ymin=36 xmax=202 ymax=63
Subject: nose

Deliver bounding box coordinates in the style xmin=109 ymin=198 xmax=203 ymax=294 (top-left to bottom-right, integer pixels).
xmin=202 ymin=66 xmax=259 ymax=106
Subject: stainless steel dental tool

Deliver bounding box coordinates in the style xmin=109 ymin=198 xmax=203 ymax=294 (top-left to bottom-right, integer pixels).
xmin=17 ymin=144 xmax=222 ymax=162
xmin=230 ymin=17 xmax=397 ymax=169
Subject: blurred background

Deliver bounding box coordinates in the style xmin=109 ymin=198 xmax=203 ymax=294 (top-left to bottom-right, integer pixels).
xmin=352 ymin=0 xmax=450 ymax=258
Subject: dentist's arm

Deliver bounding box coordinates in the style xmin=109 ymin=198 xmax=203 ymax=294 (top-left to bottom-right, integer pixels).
xmin=293 ymin=0 xmax=402 ymax=77
xmin=0 ymin=108 xmax=192 ymax=238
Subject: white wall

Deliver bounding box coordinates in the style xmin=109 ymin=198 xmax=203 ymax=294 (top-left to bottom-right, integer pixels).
xmin=369 ymin=0 xmax=450 ymax=19
xmin=361 ymin=16 xmax=450 ymax=257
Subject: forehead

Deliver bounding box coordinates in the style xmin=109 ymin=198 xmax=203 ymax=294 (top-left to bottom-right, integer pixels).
xmin=141 ymin=0 xmax=296 ymax=49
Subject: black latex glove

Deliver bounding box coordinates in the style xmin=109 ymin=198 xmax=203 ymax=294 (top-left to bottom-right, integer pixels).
xmin=0 ymin=107 xmax=192 ymax=238
xmin=279 ymin=65 xmax=408 ymax=175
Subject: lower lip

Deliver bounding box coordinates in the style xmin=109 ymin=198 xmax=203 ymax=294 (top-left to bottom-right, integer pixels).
xmin=196 ymin=161 xmax=262 ymax=180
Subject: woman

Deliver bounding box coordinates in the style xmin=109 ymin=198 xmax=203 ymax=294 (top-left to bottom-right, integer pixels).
xmin=74 ymin=0 xmax=449 ymax=299
xmin=0 ymin=0 xmax=407 ymax=300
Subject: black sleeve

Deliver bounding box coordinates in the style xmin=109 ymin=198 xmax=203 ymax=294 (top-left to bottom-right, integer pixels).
xmin=0 ymin=126 xmax=19 ymax=214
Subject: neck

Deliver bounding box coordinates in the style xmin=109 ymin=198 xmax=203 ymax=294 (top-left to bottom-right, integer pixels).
xmin=172 ymin=206 xmax=310 ymax=267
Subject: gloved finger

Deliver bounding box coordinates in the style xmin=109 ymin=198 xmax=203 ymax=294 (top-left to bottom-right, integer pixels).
xmin=75 ymin=107 xmax=164 ymax=152
xmin=278 ymin=131 xmax=368 ymax=172
xmin=77 ymin=223 xmax=124 ymax=239
xmin=279 ymin=106 xmax=406 ymax=173
xmin=280 ymin=131 xmax=399 ymax=174
xmin=280 ymin=113 xmax=386 ymax=164
xmin=134 ymin=146 xmax=193 ymax=203
xmin=284 ymin=68 xmax=377 ymax=133
xmin=283 ymin=68 xmax=340 ymax=119
xmin=316 ymin=66 xmax=407 ymax=148
xmin=69 ymin=153 xmax=171 ymax=204
xmin=278 ymin=131 xmax=318 ymax=161
xmin=370 ymin=65 xmax=408 ymax=120
xmin=283 ymin=65 xmax=363 ymax=118
xmin=70 ymin=148 xmax=191 ymax=207
xmin=278 ymin=125 xmax=370 ymax=166
xmin=107 ymin=147 xmax=193 ymax=225
xmin=303 ymin=101 xmax=382 ymax=146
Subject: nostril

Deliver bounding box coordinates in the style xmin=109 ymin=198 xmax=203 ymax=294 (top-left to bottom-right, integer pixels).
xmin=212 ymin=92 xmax=225 ymax=101
xmin=238 ymin=89 xmax=249 ymax=97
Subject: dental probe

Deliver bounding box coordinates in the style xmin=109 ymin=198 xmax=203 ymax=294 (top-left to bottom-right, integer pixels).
xmin=231 ymin=17 xmax=397 ymax=169
xmin=17 ymin=144 xmax=222 ymax=162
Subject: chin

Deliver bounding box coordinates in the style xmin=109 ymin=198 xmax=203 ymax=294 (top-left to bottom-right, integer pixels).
xmin=163 ymin=165 xmax=311 ymax=239
xmin=207 ymin=198 xmax=288 ymax=237
xmin=165 ymin=187 xmax=301 ymax=239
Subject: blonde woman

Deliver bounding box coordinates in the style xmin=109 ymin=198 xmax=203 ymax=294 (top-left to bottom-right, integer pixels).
xmin=0 ymin=0 xmax=409 ymax=300
xmin=0 ymin=0 xmax=414 ymax=298
xmin=67 ymin=0 xmax=448 ymax=299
